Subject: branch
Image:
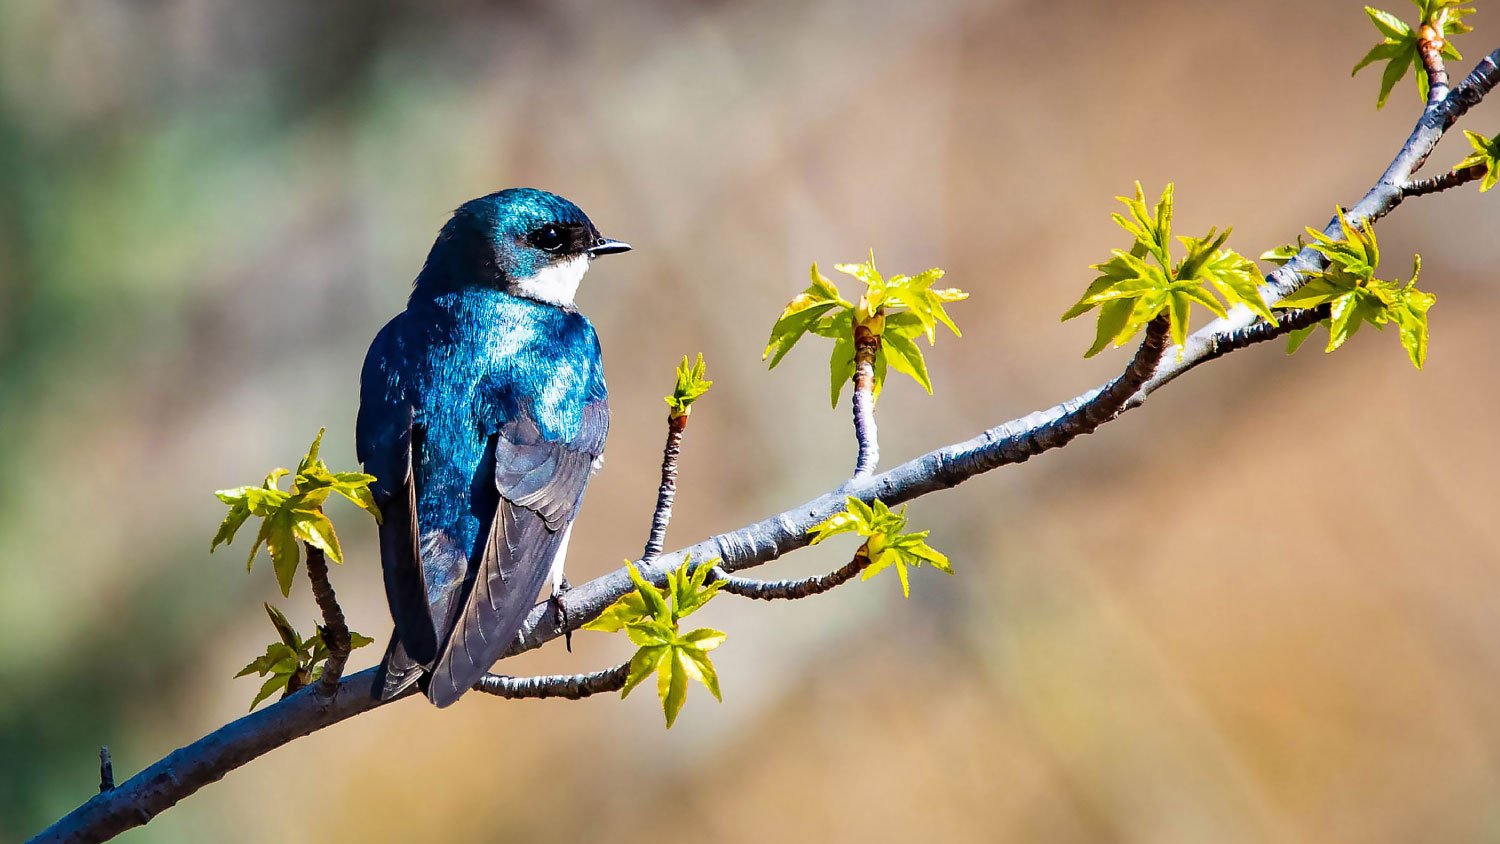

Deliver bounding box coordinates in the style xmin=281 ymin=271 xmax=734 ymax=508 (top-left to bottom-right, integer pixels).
xmin=1404 ymin=163 xmax=1486 ymax=197
xmin=98 ymin=748 xmax=114 ymax=794
xmin=31 ymin=44 xmax=1500 ymax=844
xmin=711 ymin=547 xmax=870 ymax=601
xmin=303 ymin=545 xmax=350 ymax=697
xmin=473 ymin=663 xmax=629 ymax=699
xmin=851 ymin=323 xmax=880 ymax=477
xmin=642 ymin=414 xmax=687 ymax=563
xmin=1420 ymin=24 xmax=1451 ymax=105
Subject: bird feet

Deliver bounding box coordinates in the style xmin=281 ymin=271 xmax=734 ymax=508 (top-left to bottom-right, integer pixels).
xmin=551 ymin=575 xmax=573 ymax=653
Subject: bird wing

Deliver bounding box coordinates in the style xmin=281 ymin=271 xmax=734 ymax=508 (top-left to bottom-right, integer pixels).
xmin=426 ymin=398 xmax=609 ymax=707
xmin=358 ymin=316 xmax=438 ymax=700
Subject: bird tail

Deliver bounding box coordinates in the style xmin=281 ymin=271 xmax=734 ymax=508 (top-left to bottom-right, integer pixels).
xmin=372 ymin=634 xmax=426 ymax=701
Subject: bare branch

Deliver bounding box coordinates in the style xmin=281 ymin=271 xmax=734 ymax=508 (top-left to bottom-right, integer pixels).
xmin=1420 ymin=25 xmax=1451 ymax=105
xmin=1404 ymin=163 xmax=1486 ymax=197
xmin=473 ymin=664 xmax=629 ymax=700
xmin=711 ymin=547 xmax=870 ymax=601
xmin=303 ymin=545 xmax=351 ymax=697
xmin=642 ymin=414 xmax=687 ymax=563
xmin=851 ymin=324 xmax=880 ymax=477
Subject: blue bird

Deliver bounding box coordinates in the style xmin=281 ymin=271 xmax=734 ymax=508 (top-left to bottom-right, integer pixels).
xmin=357 ymin=188 xmax=629 ymax=707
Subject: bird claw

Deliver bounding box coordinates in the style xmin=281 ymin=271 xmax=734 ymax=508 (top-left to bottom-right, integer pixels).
xmin=552 ymin=575 xmax=573 ymax=653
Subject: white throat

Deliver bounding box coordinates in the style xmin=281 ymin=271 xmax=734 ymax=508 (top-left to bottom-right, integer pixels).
xmin=512 ymin=254 xmax=589 ymax=307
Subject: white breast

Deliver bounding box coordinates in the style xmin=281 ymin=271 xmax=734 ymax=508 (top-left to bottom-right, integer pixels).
xmin=511 ymin=254 xmax=590 ymax=307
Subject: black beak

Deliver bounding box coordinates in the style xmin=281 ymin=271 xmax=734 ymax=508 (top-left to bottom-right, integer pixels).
xmin=588 ymin=238 xmax=632 ymax=257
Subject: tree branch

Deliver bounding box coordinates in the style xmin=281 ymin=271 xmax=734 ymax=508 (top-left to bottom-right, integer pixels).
xmin=710 ymin=547 xmax=871 ymax=601
xmin=303 ymin=545 xmax=351 ymax=697
xmin=29 ymin=44 xmax=1500 ymax=844
xmin=1420 ymin=25 xmax=1451 ymax=105
xmin=642 ymin=414 xmax=687 ymax=563
xmin=851 ymin=323 xmax=880 ymax=477
xmin=473 ymin=664 xmax=629 ymax=700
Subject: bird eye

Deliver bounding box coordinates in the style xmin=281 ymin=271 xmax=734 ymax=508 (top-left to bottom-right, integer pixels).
xmin=531 ymin=225 xmax=566 ymax=253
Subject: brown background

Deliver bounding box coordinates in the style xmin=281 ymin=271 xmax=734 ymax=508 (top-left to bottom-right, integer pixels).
xmin=2 ymin=0 xmax=1499 ymax=841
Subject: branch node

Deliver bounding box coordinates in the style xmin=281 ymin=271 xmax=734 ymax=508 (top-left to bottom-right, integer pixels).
xmin=98 ymin=746 xmax=114 ymax=793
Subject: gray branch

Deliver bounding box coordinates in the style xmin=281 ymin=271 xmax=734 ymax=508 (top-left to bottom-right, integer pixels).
xmin=473 ymin=664 xmax=629 ymax=699
xmin=710 ymin=547 xmax=871 ymax=601
xmin=851 ymin=324 xmax=880 ymax=477
xmin=28 ymin=45 xmax=1500 ymax=844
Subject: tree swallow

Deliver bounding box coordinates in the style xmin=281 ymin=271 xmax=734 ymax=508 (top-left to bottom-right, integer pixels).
xmin=357 ymin=188 xmax=629 ymax=707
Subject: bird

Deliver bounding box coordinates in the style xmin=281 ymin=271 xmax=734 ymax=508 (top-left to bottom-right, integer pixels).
xmin=357 ymin=188 xmax=629 ymax=707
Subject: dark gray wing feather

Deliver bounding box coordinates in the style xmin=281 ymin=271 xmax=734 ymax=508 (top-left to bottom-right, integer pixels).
xmin=427 ymin=398 xmax=608 ymax=707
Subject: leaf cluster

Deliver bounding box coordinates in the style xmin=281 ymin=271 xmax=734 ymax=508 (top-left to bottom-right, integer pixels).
xmin=1454 ymin=130 xmax=1500 ymax=192
xmin=1353 ymin=1 xmax=1473 ymax=108
xmin=664 ymin=353 xmax=713 ymax=418
xmin=764 ymin=253 xmax=968 ymax=406
xmin=1064 ymin=183 xmax=1274 ymax=356
xmin=583 ymin=557 xmax=726 ymax=728
xmin=211 ymin=429 xmax=381 ymax=596
xmin=1275 ymin=209 xmax=1435 ymax=368
xmin=235 ymin=603 xmax=374 ymax=710
xmin=809 ymin=496 xmax=952 ymax=598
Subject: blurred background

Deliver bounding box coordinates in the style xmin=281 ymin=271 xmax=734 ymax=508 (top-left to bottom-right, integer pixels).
xmin=3 ymin=0 xmax=1500 ymax=840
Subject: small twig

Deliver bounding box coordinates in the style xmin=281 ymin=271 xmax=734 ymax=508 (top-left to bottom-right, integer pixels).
xmin=1421 ymin=25 xmax=1451 ymax=105
xmin=98 ymin=747 xmax=114 ymax=793
xmin=711 ymin=547 xmax=870 ymax=601
xmin=851 ymin=323 xmax=880 ymax=477
xmin=1404 ymin=164 xmax=1486 ymax=197
xmin=642 ymin=414 xmax=688 ymax=563
xmin=473 ymin=663 xmax=630 ymax=699
xmin=303 ymin=545 xmax=351 ymax=698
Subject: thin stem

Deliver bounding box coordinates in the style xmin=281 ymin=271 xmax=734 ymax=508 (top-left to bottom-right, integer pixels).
xmin=851 ymin=323 xmax=880 ymax=477
xmin=303 ymin=545 xmax=350 ymax=698
xmin=642 ymin=414 xmax=687 ymax=563
xmin=711 ymin=547 xmax=870 ymax=601
xmin=1404 ymin=164 xmax=1485 ymax=197
xmin=1420 ymin=25 xmax=1451 ymax=106
xmin=473 ymin=663 xmax=629 ymax=699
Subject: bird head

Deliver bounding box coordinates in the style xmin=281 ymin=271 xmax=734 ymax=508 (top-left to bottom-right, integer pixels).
xmin=415 ymin=188 xmax=630 ymax=307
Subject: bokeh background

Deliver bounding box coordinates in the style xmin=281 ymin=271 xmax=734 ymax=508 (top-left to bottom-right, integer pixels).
xmin=4 ymin=0 xmax=1500 ymax=841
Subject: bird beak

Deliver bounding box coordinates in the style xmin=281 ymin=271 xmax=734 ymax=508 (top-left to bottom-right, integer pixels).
xmin=588 ymin=238 xmax=632 ymax=257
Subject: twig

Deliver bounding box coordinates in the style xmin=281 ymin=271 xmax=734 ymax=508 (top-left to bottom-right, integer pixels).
xmin=98 ymin=747 xmax=114 ymax=793
xmin=303 ymin=545 xmax=350 ymax=698
xmin=1420 ymin=24 xmax=1451 ymax=105
xmin=1404 ymin=164 xmax=1486 ymax=197
xmin=851 ymin=323 xmax=880 ymax=477
xmin=29 ymin=45 xmax=1500 ymax=844
xmin=642 ymin=414 xmax=687 ymax=563
xmin=710 ymin=547 xmax=870 ymax=601
xmin=473 ymin=663 xmax=630 ymax=699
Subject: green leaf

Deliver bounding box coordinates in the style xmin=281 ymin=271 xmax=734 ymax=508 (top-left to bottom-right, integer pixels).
xmin=677 ymin=644 xmax=722 ymax=702
xmin=1260 ymin=238 xmax=1306 ymax=268
xmin=660 ymin=649 xmax=691 ymax=728
xmin=583 ymin=590 xmax=650 ymax=633
xmin=626 ymin=562 xmax=670 ymax=623
xmin=1454 ymin=130 xmax=1500 ymax=193
xmin=264 ymin=510 xmax=300 ymax=597
xmin=250 ymin=673 xmax=291 ymax=710
xmin=828 ymin=331 xmax=856 ymax=408
xmin=665 ymin=353 xmax=714 ymax=417
xmin=881 ymin=329 xmax=932 ymax=394
xmin=211 ymin=502 xmax=252 ymax=552
xmin=291 ymin=509 xmax=342 ymax=564
xmin=1366 ymin=6 xmax=1414 ymax=39
xmin=1286 ymin=323 xmax=1322 ymax=355
xmin=621 ymin=645 xmax=667 ymax=698
xmin=263 ymin=603 xmax=301 ymax=650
